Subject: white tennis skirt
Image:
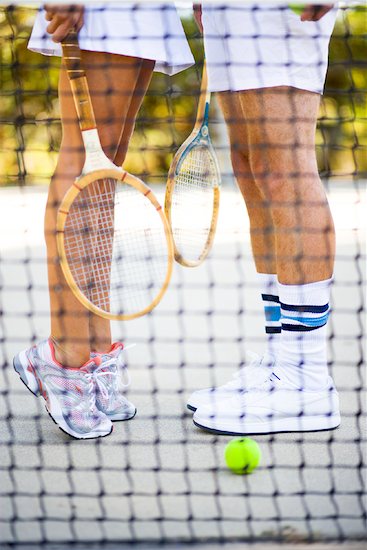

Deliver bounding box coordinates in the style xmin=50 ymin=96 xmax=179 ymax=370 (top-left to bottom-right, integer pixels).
xmin=28 ymin=3 xmax=194 ymax=76
xmin=202 ymin=3 xmax=337 ymax=93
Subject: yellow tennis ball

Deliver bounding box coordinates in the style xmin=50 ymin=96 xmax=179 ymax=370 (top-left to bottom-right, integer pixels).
xmin=289 ymin=4 xmax=306 ymax=16
xmin=224 ymin=437 xmax=261 ymax=475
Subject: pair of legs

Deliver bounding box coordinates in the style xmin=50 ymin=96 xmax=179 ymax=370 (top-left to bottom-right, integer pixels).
xmin=189 ymin=87 xmax=341 ymax=433
xmin=217 ymin=87 xmax=335 ymax=285
xmin=45 ymin=51 xmax=155 ymax=368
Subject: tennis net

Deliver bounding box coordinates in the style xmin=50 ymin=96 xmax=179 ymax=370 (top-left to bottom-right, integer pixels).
xmin=0 ymin=1 xmax=366 ymax=547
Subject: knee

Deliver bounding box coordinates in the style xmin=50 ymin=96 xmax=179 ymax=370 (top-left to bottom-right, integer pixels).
xmin=249 ymin=143 xmax=320 ymax=197
xmin=248 ymin=150 xmax=296 ymax=203
xmin=230 ymin=143 xmax=251 ymax=178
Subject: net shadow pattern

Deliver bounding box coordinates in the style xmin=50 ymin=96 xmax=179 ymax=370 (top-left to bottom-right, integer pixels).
xmin=0 ymin=3 xmax=366 ymax=546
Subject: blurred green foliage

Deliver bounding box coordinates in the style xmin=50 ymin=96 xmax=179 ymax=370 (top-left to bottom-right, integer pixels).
xmin=317 ymin=6 xmax=367 ymax=177
xmin=0 ymin=5 xmax=366 ymax=186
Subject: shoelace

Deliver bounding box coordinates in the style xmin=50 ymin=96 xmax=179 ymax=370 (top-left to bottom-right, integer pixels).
xmin=233 ymin=351 xmax=262 ymax=380
xmin=85 ymin=369 xmax=111 ymax=403
xmin=245 ymin=366 xmax=277 ymax=390
xmin=92 ymin=344 xmax=135 ymax=398
xmin=81 ymin=373 xmax=100 ymax=414
xmin=220 ymin=352 xmax=277 ymax=392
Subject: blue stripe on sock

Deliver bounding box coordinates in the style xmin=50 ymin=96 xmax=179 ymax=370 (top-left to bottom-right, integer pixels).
xmin=265 ymin=305 xmax=281 ymax=322
xmin=281 ymin=312 xmax=329 ymax=327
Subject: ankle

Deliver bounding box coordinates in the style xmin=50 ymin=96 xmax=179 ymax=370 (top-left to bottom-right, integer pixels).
xmin=50 ymin=337 xmax=90 ymax=368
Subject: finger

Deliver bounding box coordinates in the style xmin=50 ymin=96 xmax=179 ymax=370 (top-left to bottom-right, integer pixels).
xmin=46 ymin=15 xmax=64 ymax=35
xmin=51 ymin=20 xmax=75 ymax=43
xmin=46 ymin=11 xmax=82 ymax=41
xmin=44 ymin=4 xmax=56 ymax=15
xmin=75 ymin=14 xmax=84 ymax=33
xmin=44 ymin=4 xmax=75 ymax=15
xmin=44 ymin=5 xmax=71 ymax=20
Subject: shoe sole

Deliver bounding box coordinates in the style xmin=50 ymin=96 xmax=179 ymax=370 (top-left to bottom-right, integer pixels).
xmin=13 ymin=351 xmax=113 ymax=440
xmin=108 ymin=408 xmax=137 ymax=422
xmin=193 ymin=414 xmax=341 ymax=435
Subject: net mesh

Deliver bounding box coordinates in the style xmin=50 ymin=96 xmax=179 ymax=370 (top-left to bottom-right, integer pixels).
xmin=0 ymin=2 xmax=366 ymax=547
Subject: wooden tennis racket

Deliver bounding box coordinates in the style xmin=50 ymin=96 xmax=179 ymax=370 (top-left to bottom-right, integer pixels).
xmin=165 ymin=61 xmax=221 ymax=268
xmin=57 ymin=31 xmax=174 ymax=321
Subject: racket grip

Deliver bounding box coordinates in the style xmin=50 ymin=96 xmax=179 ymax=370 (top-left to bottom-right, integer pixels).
xmin=196 ymin=60 xmax=210 ymax=128
xmin=61 ymin=30 xmax=85 ymax=80
xmin=61 ymin=30 xmax=96 ymax=132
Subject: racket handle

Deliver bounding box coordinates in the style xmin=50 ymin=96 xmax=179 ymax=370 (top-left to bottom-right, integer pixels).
xmin=196 ymin=60 xmax=211 ymax=129
xmin=61 ymin=30 xmax=84 ymax=80
xmin=61 ymin=31 xmax=97 ymax=132
xmin=200 ymin=61 xmax=209 ymax=99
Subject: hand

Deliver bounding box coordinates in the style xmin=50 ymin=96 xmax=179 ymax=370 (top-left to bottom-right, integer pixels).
xmin=300 ymin=4 xmax=334 ymax=22
xmin=44 ymin=4 xmax=84 ymax=43
xmin=193 ymin=4 xmax=203 ymax=34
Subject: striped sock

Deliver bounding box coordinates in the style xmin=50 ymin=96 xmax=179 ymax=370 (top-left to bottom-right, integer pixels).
xmin=258 ymin=273 xmax=281 ymax=360
xmin=277 ymin=278 xmax=332 ymax=390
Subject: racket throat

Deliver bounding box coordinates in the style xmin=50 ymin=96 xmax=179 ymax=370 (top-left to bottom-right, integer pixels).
xmin=81 ymin=129 xmax=117 ymax=174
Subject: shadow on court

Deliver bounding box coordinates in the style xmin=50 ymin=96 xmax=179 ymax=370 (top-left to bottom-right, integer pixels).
xmin=0 ymin=183 xmax=366 ymax=545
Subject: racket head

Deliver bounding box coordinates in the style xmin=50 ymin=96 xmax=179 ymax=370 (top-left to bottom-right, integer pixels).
xmin=165 ymin=129 xmax=221 ymax=267
xmin=57 ymin=169 xmax=174 ymax=320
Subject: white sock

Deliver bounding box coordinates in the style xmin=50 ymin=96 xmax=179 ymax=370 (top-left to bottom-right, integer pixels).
xmin=257 ymin=272 xmax=281 ymax=360
xmin=277 ymin=278 xmax=333 ymax=390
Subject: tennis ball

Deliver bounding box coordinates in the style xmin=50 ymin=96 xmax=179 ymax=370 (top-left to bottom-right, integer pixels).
xmin=289 ymin=4 xmax=305 ymax=16
xmin=224 ymin=437 xmax=261 ymax=475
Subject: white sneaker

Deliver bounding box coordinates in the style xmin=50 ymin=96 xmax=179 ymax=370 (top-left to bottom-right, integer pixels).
xmin=13 ymin=339 xmax=113 ymax=439
xmin=186 ymin=353 xmax=273 ymax=412
xmin=192 ymin=367 xmax=340 ymax=435
xmin=91 ymin=343 xmax=136 ymax=421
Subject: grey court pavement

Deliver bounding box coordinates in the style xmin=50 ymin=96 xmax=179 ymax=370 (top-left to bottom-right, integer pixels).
xmin=0 ymin=183 xmax=366 ymax=545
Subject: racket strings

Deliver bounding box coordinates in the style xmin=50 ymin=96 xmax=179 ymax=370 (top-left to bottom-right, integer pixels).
xmin=63 ymin=178 xmax=170 ymax=316
xmin=64 ymin=179 xmax=115 ymax=293
xmin=172 ymin=144 xmax=220 ymax=261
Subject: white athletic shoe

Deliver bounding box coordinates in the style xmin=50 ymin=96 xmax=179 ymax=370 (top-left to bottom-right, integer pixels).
xmin=192 ymin=367 xmax=341 ymax=435
xmin=186 ymin=352 xmax=274 ymax=412
xmin=13 ymin=339 xmax=113 ymax=439
xmin=91 ymin=342 xmax=136 ymax=421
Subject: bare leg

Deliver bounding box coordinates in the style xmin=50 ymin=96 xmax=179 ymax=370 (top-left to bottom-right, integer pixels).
xmin=217 ymin=92 xmax=276 ymax=274
xmin=88 ymin=58 xmax=155 ymax=352
xmin=45 ymin=52 xmax=154 ymax=367
xmin=216 ymin=92 xmax=282 ymax=357
xmin=238 ymin=87 xmax=335 ymax=284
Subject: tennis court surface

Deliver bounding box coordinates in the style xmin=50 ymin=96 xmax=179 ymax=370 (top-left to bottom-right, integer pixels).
xmin=1 ymin=2 xmax=366 ymax=547
xmin=0 ymin=181 xmax=365 ymax=546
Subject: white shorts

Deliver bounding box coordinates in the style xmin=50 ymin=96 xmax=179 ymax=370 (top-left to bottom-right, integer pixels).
xmin=202 ymin=3 xmax=337 ymax=93
xmin=28 ymin=3 xmax=194 ymax=76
